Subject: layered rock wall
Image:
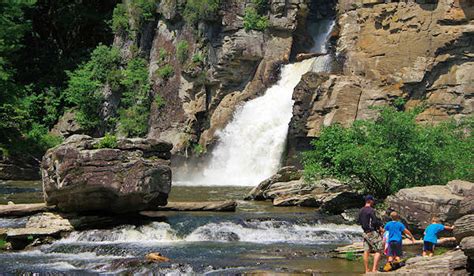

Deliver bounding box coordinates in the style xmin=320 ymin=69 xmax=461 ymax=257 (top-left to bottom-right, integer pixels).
xmin=287 ymin=0 xmax=473 ymax=165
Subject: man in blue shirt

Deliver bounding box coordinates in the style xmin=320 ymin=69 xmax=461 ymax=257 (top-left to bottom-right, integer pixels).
xmin=384 ymin=211 xmax=415 ymax=262
xmin=423 ymin=217 xmax=454 ymax=257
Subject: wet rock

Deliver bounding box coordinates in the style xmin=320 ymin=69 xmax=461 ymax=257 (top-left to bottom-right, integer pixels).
xmin=42 ymin=135 xmax=172 ymax=213
xmin=0 ymin=227 xmax=64 ymax=250
xmin=386 ymin=180 xmax=473 ymax=233
xmin=142 ymin=200 xmax=237 ymax=212
xmin=0 ymin=203 xmax=54 ymax=217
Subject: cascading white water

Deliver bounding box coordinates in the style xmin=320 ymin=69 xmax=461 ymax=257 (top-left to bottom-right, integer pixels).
xmin=177 ymin=20 xmax=335 ymax=186
xmin=57 ymin=220 xmax=361 ymax=245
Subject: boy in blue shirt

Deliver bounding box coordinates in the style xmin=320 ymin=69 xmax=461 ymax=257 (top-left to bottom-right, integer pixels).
xmin=423 ymin=217 xmax=454 ymax=257
xmin=384 ymin=211 xmax=416 ymax=262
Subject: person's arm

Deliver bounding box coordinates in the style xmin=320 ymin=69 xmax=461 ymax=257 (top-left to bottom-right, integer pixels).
xmin=444 ymin=225 xmax=454 ymax=231
xmin=371 ymin=210 xmax=383 ymax=233
xmin=403 ymin=229 xmax=416 ymax=243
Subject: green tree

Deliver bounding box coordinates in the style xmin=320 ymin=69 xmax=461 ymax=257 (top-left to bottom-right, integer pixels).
xmin=65 ymin=45 xmax=121 ymax=131
xmin=243 ymin=8 xmax=268 ymax=31
xmin=118 ymin=57 xmax=152 ymax=137
xmin=183 ymin=0 xmax=220 ymax=25
xmin=303 ymin=107 xmax=473 ymax=198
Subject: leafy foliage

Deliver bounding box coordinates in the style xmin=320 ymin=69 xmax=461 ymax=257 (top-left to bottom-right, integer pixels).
xmin=176 ymin=41 xmax=189 ymax=64
xmin=252 ymin=0 xmax=268 ymax=14
xmin=65 ymin=45 xmax=121 ymax=131
xmin=243 ymin=8 xmax=269 ymax=31
xmin=155 ymin=94 xmax=165 ymax=108
xmin=193 ymin=143 xmax=205 ymax=156
xmin=192 ymin=53 xmax=203 ymax=63
xmin=183 ymin=0 xmax=220 ymax=25
xmin=111 ymin=3 xmax=129 ymax=34
xmin=95 ymin=133 xmax=118 ymax=149
xmin=129 ymin=0 xmax=157 ymax=24
xmin=65 ymin=45 xmax=152 ymax=137
xmin=303 ymin=107 xmax=473 ymax=198
xmin=158 ymin=48 xmax=168 ymax=63
xmin=156 ymin=64 xmax=174 ymax=80
xmin=111 ymin=0 xmax=157 ymax=37
xmin=118 ymin=57 xmax=151 ymax=137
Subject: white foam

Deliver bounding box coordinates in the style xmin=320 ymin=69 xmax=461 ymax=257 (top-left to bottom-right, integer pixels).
xmin=54 ymin=220 xmax=361 ymax=245
xmin=59 ymin=222 xmax=179 ymax=244
xmin=185 ymin=221 xmax=362 ymax=244
xmin=175 ymin=20 xmax=335 ymax=187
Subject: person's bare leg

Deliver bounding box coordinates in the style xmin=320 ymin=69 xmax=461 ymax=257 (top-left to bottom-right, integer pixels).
xmin=422 ymin=250 xmax=427 ymax=257
xmin=363 ymin=251 xmax=371 ymax=273
xmin=429 ymin=251 xmax=433 ymax=257
xmin=372 ymin=252 xmax=382 ymax=272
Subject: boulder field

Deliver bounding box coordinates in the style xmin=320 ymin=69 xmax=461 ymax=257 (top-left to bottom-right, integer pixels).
xmin=41 ymin=134 xmax=173 ymax=213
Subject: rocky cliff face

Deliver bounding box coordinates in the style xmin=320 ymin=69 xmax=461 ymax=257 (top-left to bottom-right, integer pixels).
xmin=140 ymin=0 xmax=316 ymax=156
xmin=287 ymin=0 xmax=473 ymax=165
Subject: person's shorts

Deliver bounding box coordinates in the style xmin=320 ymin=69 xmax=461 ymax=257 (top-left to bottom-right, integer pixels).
xmin=388 ymin=241 xmax=403 ymax=257
xmin=363 ymin=231 xmax=383 ymax=253
xmin=423 ymin=241 xmax=435 ymax=252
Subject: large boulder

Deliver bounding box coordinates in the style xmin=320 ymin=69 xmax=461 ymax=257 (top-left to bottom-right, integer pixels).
xmin=41 ymin=135 xmax=172 ymax=213
xmin=386 ymin=180 xmax=474 ymax=232
xmin=246 ymin=169 xmax=361 ymax=213
xmin=454 ymin=214 xmax=474 ymax=243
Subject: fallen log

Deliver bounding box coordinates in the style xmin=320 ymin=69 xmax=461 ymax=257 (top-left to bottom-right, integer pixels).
xmin=141 ymin=200 xmax=237 ymax=214
xmin=332 ymin=237 xmax=457 ymax=258
xmin=0 ymin=203 xmax=55 ymax=217
xmin=295 ymin=52 xmax=327 ymax=62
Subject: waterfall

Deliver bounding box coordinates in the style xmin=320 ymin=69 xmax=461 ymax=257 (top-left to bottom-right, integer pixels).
xmin=177 ymin=20 xmax=335 ymax=186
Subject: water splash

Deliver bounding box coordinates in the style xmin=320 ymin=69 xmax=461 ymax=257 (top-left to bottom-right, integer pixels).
xmin=57 ymin=220 xmax=361 ymax=245
xmin=176 ymin=20 xmax=335 ymax=186
xmin=185 ymin=221 xmax=362 ymax=244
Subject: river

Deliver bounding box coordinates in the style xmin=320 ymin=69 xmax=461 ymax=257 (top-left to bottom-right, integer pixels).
xmin=0 ymin=180 xmax=363 ymax=275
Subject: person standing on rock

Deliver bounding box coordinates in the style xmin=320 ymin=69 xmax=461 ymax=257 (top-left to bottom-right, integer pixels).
xmin=423 ymin=216 xmax=454 ymax=257
xmin=358 ymin=195 xmax=384 ymax=273
xmin=384 ymin=211 xmax=416 ymax=262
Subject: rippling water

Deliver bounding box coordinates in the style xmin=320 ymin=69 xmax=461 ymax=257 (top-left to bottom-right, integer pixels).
xmin=0 ymin=184 xmax=364 ymax=275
